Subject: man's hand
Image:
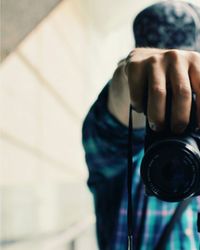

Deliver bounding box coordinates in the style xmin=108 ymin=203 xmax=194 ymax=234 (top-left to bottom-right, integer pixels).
xmin=108 ymin=48 xmax=200 ymax=133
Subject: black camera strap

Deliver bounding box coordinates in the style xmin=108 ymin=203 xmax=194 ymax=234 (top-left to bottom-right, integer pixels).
xmin=127 ymin=104 xmax=192 ymax=250
xmin=127 ymin=105 xmax=134 ymax=250
xmin=155 ymin=197 xmax=192 ymax=250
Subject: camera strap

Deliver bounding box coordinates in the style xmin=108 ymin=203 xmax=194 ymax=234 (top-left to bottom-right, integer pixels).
xmin=127 ymin=105 xmax=134 ymax=250
xmin=127 ymin=104 xmax=192 ymax=250
xmin=155 ymin=197 xmax=192 ymax=250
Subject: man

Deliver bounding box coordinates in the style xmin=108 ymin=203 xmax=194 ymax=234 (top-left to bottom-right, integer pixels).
xmin=82 ymin=1 xmax=200 ymax=249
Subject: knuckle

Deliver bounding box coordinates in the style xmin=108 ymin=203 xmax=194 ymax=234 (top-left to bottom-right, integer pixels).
xmin=126 ymin=60 xmax=141 ymax=73
xmin=190 ymin=51 xmax=200 ymax=60
xmin=190 ymin=51 xmax=200 ymax=70
xmin=174 ymin=85 xmax=191 ymax=99
xmin=165 ymin=49 xmax=182 ymax=62
xmin=148 ymin=55 xmax=161 ymax=65
xmin=130 ymin=60 xmax=141 ymax=68
xmin=150 ymin=85 xmax=166 ymax=97
xmin=127 ymin=49 xmax=139 ymax=63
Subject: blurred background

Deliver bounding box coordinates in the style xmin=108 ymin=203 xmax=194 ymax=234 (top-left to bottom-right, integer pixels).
xmin=1 ymin=0 xmax=200 ymax=249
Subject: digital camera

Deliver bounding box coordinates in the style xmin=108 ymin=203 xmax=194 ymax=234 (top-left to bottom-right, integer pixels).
xmin=141 ymin=94 xmax=200 ymax=202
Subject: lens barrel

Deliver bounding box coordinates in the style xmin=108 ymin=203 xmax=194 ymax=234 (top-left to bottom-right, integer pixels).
xmin=141 ymin=137 xmax=200 ymax=202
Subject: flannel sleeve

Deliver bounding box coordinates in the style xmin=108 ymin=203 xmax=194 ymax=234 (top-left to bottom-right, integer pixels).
xmin=82 ymin=82 xmax=145 ymax=249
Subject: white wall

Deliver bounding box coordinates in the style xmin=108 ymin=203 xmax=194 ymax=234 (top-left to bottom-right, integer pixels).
xmin=1 ymin=0 xmax=200 ymax=249
xmin=1 ymin=1 xmax=96 ymax=248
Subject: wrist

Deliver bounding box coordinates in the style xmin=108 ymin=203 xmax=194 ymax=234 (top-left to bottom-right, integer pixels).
xmin=108 ymin=60 xmax=145 ymax=128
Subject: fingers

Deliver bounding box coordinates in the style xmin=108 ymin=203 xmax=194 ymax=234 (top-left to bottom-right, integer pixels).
xmin=147 ymin=56 xmax=166 ymax=131
xmin=126 ymin=60 xmax=146 ymax=112
xmin=195 ymin=94 xmax=200 ymax=128
xmin=189 ymin=53 xmax=200 ymax=127
xmin=127 ymin=49 xmax=200 ymax=133
xmin=169 ymin=56 xmax=192 ymax=133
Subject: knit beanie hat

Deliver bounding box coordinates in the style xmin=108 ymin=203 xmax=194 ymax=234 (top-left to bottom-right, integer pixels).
xmin=133 ymin=1 xmax=200 ymax=51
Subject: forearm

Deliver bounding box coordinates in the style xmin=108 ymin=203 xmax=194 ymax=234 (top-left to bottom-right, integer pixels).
xmin=108 ymin=59 xmax=145 ymax=128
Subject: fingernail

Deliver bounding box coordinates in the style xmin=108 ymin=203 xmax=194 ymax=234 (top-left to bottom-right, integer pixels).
xmin=173 ymin=124 xmax=186 ymax=134
xmin=149 ymin=122 xmax=159 ymax=131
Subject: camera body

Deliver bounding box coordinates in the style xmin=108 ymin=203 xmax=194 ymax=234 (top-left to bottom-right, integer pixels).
xmin=140 ymin=94 xmax=200 ymax=202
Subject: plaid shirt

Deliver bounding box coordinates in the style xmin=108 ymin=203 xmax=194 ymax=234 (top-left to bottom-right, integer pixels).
xmin=82 ymin=83 xmax=200 ymax=250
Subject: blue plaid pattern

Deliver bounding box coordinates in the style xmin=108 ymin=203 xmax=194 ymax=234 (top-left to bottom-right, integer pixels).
xmin=82 ymin=83 xmax=200 ymax=250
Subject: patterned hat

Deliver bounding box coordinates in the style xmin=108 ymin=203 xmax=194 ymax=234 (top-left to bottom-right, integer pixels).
xmin=133 ymin=1 xmax=200 ymax=51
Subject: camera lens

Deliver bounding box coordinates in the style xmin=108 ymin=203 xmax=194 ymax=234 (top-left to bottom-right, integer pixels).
xmin=160 ymin=158 xmax=193 ymax=192
xmin=149 ymin=152 xmax=195 ymax=196
xmin=141 ymin=138 xmax=200 ymax=202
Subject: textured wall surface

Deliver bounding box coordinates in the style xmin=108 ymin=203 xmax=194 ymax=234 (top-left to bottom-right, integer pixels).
xmin=1 ymin=0 xmax=63 ymax=60
xmin=1 ymin=0 xmax=200 ymax=249
xmin=1 ymin=1 xmax=96 ymax=249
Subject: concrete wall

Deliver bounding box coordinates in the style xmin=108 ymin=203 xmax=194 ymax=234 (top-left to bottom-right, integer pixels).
xmin=1 ymin=1 xmax=97 ymax=248
xmin=1 ymin=0 xmax=63 ymax=60
xmin=1 ymin=0 xmax=200 ymax=249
